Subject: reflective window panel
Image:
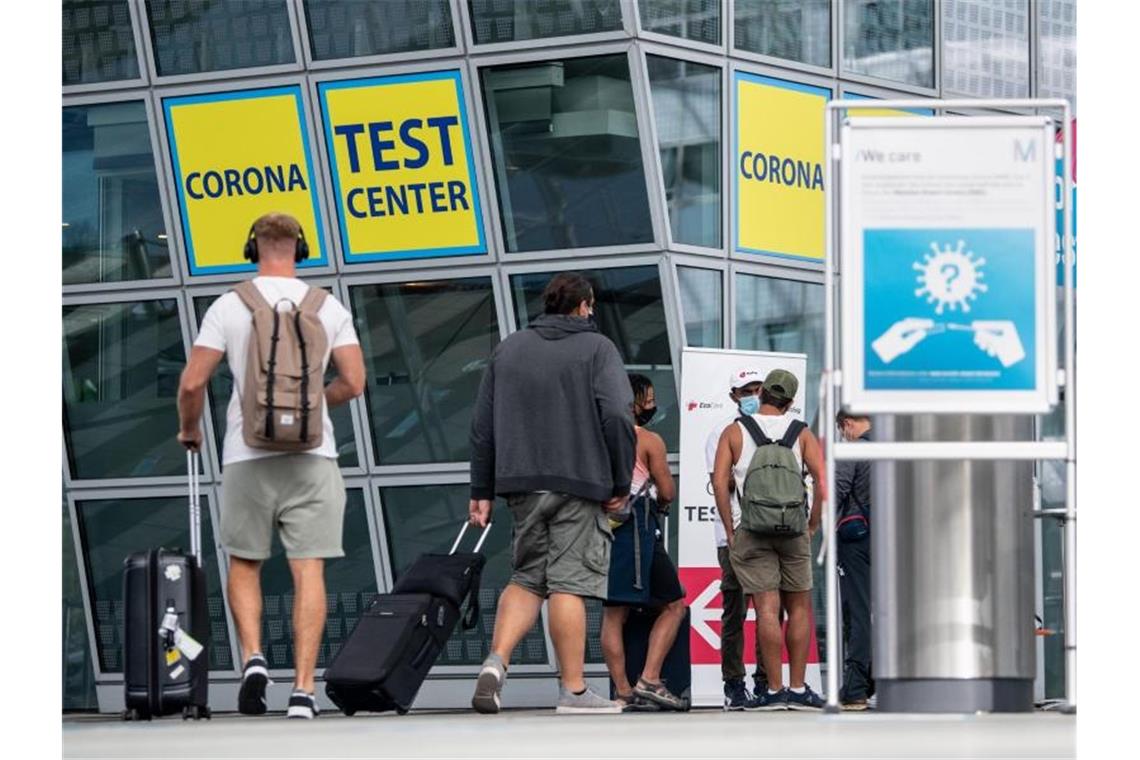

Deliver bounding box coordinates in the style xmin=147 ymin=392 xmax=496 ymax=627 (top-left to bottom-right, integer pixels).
xmin=1038 ymin=0 xmax=1076 ymax=111
xmin=382 ymin=484 xmax=549 ymax=665
xmin=192 ymin=295 xmax=359 ymax=470
xmin=482 ymin=55 xmax=655 ymax=252
xmin=63 ymin=496 xmax=97 ymax=709
xmin=843 ymin=0 xmax=934 ymax=88
xmin=349 ymin=278 xmax=501 ymax=466
xmin=63 ymin=102 xmax=170 ymax=286
xmin=63 ymin=0 xmax=140 ymax=85
xmin=146 ymin=0 xmax=295 ymax=77
xmin=640 ymin=0 xmax=720 ymax=45
xmin=735 ymin=0 xmax=831 ymax=68
xmin=734 ymin=274 xmax=823 ymax=424
xmin=304 ymin=0 xmax=455 ymax=60
xmin=75 ymin=495 xmax=233 ymax=672
xmin=64 ymin=299 xmax=187 ymax=480
xmin=511 ymin=266 xmax=679 ymax=451
xmin=647 ymin=56 xmax=722 ymax=249
xmin=246 ymin=489 xmax=376 ymax=669
xmin=677 ymin=266 xmax=723 ymax=347
xmin=943 ymin=0 xmax=1029 ymax=98
xmin=469 ymin=0 xmax=623 ymax=44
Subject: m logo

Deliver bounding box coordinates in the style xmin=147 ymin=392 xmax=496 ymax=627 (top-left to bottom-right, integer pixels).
xmin=1014 ymin=139 xmax=1037 ymax=162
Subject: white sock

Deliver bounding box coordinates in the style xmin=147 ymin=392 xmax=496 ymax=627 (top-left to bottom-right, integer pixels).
xmin=790 ymin=686 xmax=806 ymax=694
xmin=768 ymin=689 xmax=781 ymax=696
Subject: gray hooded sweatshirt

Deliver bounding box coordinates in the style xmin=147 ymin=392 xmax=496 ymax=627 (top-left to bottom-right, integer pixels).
xmin=469 ymin=314 xmax=636 ymax=503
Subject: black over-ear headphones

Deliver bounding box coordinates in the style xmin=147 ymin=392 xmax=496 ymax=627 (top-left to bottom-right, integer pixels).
xmin=243 ymin=223 xmax=310 ymax=264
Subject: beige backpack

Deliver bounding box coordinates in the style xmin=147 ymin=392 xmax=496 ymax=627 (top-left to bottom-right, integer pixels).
xmin=233 ymin=281 xmax=329 ymax=452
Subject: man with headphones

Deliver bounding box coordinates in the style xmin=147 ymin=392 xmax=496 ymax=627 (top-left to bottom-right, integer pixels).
xmin=176 ymin=212 xmax=366 ymax=719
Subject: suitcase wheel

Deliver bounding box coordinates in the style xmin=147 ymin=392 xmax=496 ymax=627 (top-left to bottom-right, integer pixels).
xmin=396 ymin=707 xmax=409 ymax=716
xmin=343 ymin=708 xmax=356 ymax=717
xmin=182 ymin=705 xmax=211 ymax=721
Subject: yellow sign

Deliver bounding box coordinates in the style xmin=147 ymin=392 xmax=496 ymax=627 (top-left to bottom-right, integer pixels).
xmin=318 ymin=71 xmax=486 ymax=262
xmin=735 ymin=73 xmax=829 ymax=261
xmin=163 ymin=86 xmax=326 ymax=275
xmin=844 ymin=93 xmax=934 ymax=118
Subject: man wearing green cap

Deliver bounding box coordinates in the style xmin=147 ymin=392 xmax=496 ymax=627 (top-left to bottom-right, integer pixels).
xmin=712 ymin=368 xmax=827 ymax=711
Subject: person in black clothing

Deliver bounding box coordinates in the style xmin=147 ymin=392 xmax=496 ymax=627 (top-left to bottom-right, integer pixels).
xmin=835 ymin=410 xmax=874 ymax=710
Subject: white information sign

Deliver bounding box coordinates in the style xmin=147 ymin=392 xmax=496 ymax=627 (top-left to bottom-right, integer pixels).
xmin=677 ymin=347 xmax=818 ymax=706
xmin=840 ymin=116 xmax=1057 ymax=413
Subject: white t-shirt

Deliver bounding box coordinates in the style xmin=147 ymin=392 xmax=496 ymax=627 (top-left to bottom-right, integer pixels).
xmin=705 ymin=415 xmax=739 ymax=548
xmin=194 ymin=276 xmax=359 ymax=465
xmin=727 ymin=412 xmax=805 ymax=532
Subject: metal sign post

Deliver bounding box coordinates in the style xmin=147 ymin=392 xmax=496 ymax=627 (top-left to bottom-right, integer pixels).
xmin=821 ymin=99 xmax=1075 ymax=713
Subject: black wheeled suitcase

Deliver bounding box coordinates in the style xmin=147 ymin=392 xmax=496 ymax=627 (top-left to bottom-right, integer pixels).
xmin=611 ymin=606 xmax=692 ymax=710
xmin=324 ymin=522 xmax=489 ymax=716
xmin=122 ymin=451 xmax=211 ymax=721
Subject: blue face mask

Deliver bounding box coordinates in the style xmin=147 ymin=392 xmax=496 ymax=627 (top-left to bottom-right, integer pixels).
xmin=739 ymin=395 xmax=760 ymax=416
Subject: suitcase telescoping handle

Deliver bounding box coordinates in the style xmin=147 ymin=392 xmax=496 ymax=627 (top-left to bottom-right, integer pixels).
xmin=450 ymin=521 xmax=491 ymax=555
xmin=187 ymin=450 xmax=203 ymax=568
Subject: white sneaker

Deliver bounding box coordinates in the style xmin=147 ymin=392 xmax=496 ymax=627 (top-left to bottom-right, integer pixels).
xmin=472 ymin=655 xmax=506 ymax=714
xmin=555 ymin=686 xmax=622 ymax=715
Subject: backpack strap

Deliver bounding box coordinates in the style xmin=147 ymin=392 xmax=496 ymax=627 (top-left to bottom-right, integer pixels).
xmin=779 ymin=420 xmax=807 ymax=449
xmin=736 ymin=415 xmax=772 ymax=447
xmin=233 ymin=280 xmax=272 ymax=313
xmin=298 ymin=286 xmax=328 ymax=315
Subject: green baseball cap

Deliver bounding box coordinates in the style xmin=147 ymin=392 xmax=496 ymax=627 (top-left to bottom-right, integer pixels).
xmin=763 ymin=369 xmax=799 ymax=402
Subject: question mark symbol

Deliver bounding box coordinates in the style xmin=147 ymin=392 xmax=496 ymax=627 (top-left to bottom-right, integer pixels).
xmin=941 ymin=264 xmax=960 ymax=290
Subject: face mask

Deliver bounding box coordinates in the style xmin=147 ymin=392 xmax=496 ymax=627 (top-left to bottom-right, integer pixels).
xmin=635 ymin=406 xmax=657 ymax=426
xmin=739 ymin=395 xmax=760 ymax=416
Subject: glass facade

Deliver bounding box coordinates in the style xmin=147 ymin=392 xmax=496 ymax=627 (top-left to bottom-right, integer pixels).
xmin=63 ymin=0 xmax=140 ymax=86
xmin=735 ymin=0 xmax=831 ymax=68
xmin=61 ymin=1 xmax=1075 ymax=711
xmin=843 ymin=0 xmax=935 ymax=88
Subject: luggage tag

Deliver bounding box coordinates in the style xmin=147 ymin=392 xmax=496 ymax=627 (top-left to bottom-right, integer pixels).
xmin=173 ymin=628 xmax=204 ymax=661
xmin=165 ymin=648 xmax=182 ymax=666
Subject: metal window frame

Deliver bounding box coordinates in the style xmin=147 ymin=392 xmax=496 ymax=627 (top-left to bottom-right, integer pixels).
xmin=669 ymin=254 xmax=729 ymax=349
xmin=632 ymin=0 xmax=727 ymax=55
xmin=727 ymin=59 xmax=834 ymax=273
xmin=62 ymin=286 xmax=213 ymax=488
xmin=459 ymin=0 xmax=634 ymax=54
xmin=293 ymin=0 xmax=468 ymax=70
xmin=67 ymin=483 xmax=242 ymax=685
xmin=135 ymin=0 xmax=306 ymax=85
xmin=61 ymin=92 xmax=183 ymax=295
xmin=728 ymin=0 xmax=838 ymax=77
xmin=836 ymin=0 xmax=940 ymax=96
xmin=148 ymin=75 xmax=340 ymax=286
xmin=305 ymin=61 xmax=499 ymax=274
xmin=371 ymin=475 xmax=556 ymax=675
xmin=63 ymin=0 xmax=152 ymax=95
xmin=639 ymin=41 xmax=729 ymax=258
xmin=339 ymin=266 xmax=508 ymax=474
xmin=468 ymin=41 xmax=668 ymax=261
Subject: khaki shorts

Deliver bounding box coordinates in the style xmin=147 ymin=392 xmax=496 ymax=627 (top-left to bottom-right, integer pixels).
xmin=507 ymin=492 xmax=613 ymax=600
xmin=729 ymin=528 xmax=812 ymax=595
xmin=221 ymin=454 xmax=346 ymax=560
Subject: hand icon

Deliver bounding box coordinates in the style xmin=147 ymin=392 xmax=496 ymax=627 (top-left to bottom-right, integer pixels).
xmin=871 ymin=318 xmax=936 ymax=364
xmin=971 ymin=321 xmax=1026 ymax=367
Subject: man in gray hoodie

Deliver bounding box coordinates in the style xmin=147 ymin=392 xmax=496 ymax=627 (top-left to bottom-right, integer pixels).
xmin=468 ymin=272 xmax=636 ymax=715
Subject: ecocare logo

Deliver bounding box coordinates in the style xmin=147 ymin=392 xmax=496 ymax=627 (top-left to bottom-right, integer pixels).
xmin=687 ymin=400 xmax=725 ymax=412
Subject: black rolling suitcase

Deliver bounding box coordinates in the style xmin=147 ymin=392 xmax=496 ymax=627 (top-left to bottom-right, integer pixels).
xmin=122 ymin=451 xmax=211 ymax=721
xmin=611 ymin=606 xmax=692 ymax=711
xmin=324 ymin=522 xmax=489 ymax=716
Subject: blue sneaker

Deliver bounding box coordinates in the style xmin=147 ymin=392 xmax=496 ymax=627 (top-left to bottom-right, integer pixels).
xmin=786 ymin=685 xmax=825 ymax=711
xmin=751 ymin=688 xmax=789 ymax=711
xmin=723 ymin=679 xmax=751 ymax=711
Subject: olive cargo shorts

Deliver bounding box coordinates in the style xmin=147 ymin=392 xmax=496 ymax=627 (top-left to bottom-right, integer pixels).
xmin=729 ymin=528 xmax=813 ymax=595
xmin=221 ymin=454 xmax=346 ymax=560
xmin=506 ymin=492 xmax=613 ymax=600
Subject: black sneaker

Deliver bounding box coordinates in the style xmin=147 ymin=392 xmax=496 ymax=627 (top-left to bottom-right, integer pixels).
xmin=753 ymin=672 xmax=768 ymax=698
xmin=724 ymin=679 xmax=751 ymax=711
xmin=786 ymin=685 xmax=825 ymax=711
xmin=237 ymin=654 xmax=269 ymax=715
xmin=286 ymin=690 xmax=319 ymax=719
xmin=751 ymin=688 xmax=789 ymax=711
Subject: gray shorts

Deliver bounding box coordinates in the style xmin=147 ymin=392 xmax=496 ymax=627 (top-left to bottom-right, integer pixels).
xmin=220 ymin=454 xmax=346 ymax=560
xmin=507 ymin=492 xmax=613 ymax=600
